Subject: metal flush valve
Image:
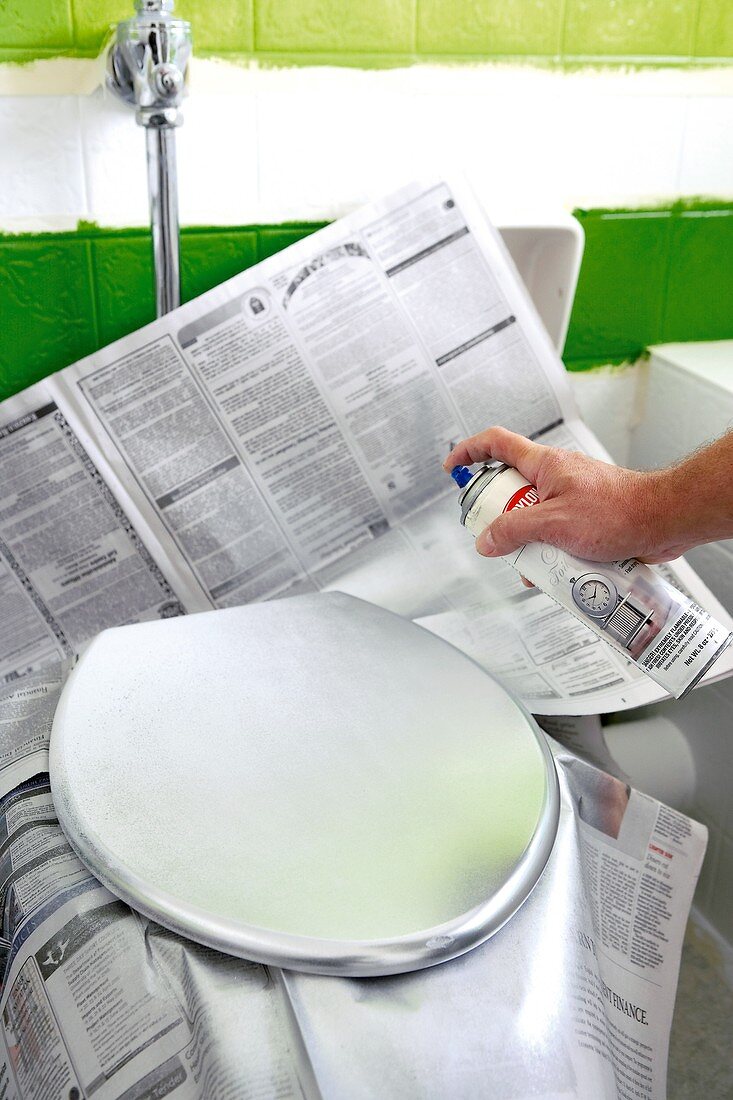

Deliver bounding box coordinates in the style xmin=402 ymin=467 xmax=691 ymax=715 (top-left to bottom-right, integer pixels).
xmin=107 ymin=0 xmax=193 ymax=317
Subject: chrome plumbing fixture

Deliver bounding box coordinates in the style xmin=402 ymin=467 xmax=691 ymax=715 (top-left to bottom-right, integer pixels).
xmin=107 ymin=0 xmax=192 ymax=316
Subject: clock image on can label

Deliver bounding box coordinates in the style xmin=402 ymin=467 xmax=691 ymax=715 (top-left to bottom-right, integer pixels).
xmin=572 ymin=574 xmax=618 ymax=618
xmin=571 ymin=572 xmax=654 ymax=649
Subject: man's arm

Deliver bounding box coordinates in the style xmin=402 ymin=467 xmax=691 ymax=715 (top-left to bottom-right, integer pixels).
xmin=443 ymin=427 xmax=733 ymax=563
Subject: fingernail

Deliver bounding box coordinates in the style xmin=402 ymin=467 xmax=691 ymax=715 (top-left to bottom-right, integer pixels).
xmin=477 ymin=530 xmax=495 ymax=556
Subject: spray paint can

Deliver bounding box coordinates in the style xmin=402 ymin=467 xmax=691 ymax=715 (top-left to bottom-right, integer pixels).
xmin=451 ymin=463 xmax=732 ymax=699
xmin=452 ymin=463 xmax=539 ymax=535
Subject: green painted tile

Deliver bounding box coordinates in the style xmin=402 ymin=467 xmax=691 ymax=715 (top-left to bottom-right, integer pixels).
xmin=0 ymin=46 xmax=73 ymax=61
xmin=71 ymin=0 xmax=130 ymax=52
xmin=694 ymin=0 xmax=733 ymax=58
xmin=0 ymin=0 xmax=73 ymax=48
xmin=257 ymin=224 xmax=326 ymax=262
xmin=0 ymin=238 xmax=97 ymax=402
xmin=92 ymin=229 xmax=259 ymax=348
xmin=255 ymin=0 xmax=414 ymax=53
xmin=71 ymin=0 xmax=253 ymax=55
xmin=563 ymin=355 xmax=634 ymax=372
xmin=564 ymin=211 xmax=672 ymax=362
xmin=418 ymin=0 xmax=562 ymax=56
xmin=92 ymin=235 xmax=155 ymax=348
xmin=180 ymin=229 xmax=259 ymax=300
xmin=245 ymin=49 xmax=419 ymax=66
xmin=661 ymin=211 xmax=733 ymax=343
xmin=563 ymin=0 xmax=696 ymax=57
xmin=3 ymin=212 xmax=732 ymax=406
xmin=178 ymin=0 xmax=254 ymax=52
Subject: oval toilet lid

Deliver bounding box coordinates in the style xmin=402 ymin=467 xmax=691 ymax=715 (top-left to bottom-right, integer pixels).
xmin=50 ymin=593 xmax=558 ymax=976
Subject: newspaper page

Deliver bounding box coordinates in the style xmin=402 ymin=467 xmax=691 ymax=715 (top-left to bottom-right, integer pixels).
xmin=2 ymin=176 xmax=714 ymax=716
xmin=280 ymin=745 xmax=706 ymax=1100
xmin=0 ymin=380 xmax=199 ymax=688
xmin=0 ymin=667 xmax=708 ymax=1099
xmin=0 ymin=676 xmax=313 ymax=1100
xmin=0 ymin=176 xmax=720 ymax=1097
xmin=0 ymin=882 xmax=311 ymax=1100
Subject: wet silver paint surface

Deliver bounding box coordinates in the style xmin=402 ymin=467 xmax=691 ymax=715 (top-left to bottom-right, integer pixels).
xmin=50 ymin=593 xmax=558 ymax=975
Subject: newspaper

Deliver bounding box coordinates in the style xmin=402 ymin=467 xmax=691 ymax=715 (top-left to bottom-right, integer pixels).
xmin=1 ymin=179 xmax=731 ymax=716
xmin=0 ymin=671 xmax=706 ymax=1098
xmin=0 ymin=177 xmax=722 ymax=1093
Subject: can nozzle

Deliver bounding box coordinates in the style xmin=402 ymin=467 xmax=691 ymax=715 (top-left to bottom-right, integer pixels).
xmin=450 ymin=465 xmax=474 ymax=489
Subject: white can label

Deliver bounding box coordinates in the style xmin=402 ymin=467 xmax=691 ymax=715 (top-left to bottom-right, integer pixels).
xmin=464 ymin=467 xmax=539 ymax=537
xmin=462 ymin=466 xmax=731 ymax=700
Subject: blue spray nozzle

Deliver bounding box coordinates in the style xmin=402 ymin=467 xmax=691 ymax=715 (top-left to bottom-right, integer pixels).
xmin=450 ymin=465 xmax=474 ymax=489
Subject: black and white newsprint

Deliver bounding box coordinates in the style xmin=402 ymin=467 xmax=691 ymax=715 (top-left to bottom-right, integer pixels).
xmin=0 ymin=179 xmax=724 ymax=1097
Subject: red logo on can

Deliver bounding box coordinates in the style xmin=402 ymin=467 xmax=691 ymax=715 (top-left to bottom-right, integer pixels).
xmin=503 ymin=485 xmax=540 ymax=512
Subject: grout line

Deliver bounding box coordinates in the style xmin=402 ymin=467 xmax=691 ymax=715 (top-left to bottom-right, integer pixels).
xmin=253 ymin=86 xmax=262 ymax=222
xmin=68 ymin=0 xmax=77 ymax=50
xmin=84 ymin=238 xmax=101 ymax=351
xmin=674 ymin=95 xmax=690 ymax=197
xmin=655 ymin=206 xmax=677 ymax=345
xmin=679 ymin=209 xmax=733 ymax=218
xmin=599 ymin=211 xmax=674 ymax=220
xmin=75 ymin=95 xmax=92 ymax=223
xmin=690 ymin=0 xmax=704 ymax=60
xmin=557 ymin=0 xmax=569 ymax=61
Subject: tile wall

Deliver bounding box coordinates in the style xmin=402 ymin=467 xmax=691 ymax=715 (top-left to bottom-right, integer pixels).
xmin=0 ymin=222 xmax=319 ymax=399
xmin=2 ymin=0 xmax=732 ymax=63
xmin=3 ymin=200 xmax=733 ymax=402
xmin=0 ymin=55 xmax=732 ymax=400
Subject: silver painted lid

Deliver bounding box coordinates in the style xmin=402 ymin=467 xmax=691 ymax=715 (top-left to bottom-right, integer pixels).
xmin=50 ymin=593 xmax=558 ymax=976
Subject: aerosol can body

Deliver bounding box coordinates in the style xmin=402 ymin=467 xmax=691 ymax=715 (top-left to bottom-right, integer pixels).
xmin=451 ymin=463 xmax=731 ymax=700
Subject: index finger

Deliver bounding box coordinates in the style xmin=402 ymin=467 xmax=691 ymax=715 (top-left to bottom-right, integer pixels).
xmin=444 ymin=427 xmax=546 ymax=484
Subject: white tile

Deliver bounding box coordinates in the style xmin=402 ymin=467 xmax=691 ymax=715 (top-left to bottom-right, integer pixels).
xmin=0 ymin=96 xmax=86 ymax=222
xmin=628 ymin=373 xmax=687 ymax=470
xmin=679 ymin=97 xmax=733 ymax=197
xmin=3 ymin=67 xmax=725 ymax=232
xmin=569 ymin=364 xmax=642 ymax=465
xmin=256 ymin=68 xmax=572 ymax=218
xmin=629 ymin=357 xmax=733 ymax=471
xmin=400 ymin=88 xmax=571 ymax=214
xmin=80 ymin=87 xmax=149 ymax=227
xmin=554 ymin=94 xmax=687 ymax=208
xmin=651 ymin=340 xmax=733 ymax=392
xmin=256 ymin=81 xmax=428 ymax=222
xmin=81 ymin=88 xmax=260 ymax=229
xmin=176 ymin=93 xmax=259 ymax=225
xmin=257 ymin=79 xmax=689 ymax=218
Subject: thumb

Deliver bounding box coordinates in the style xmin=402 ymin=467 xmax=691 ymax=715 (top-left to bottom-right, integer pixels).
xmin=476 ymin=501 xmax=557 ymax=557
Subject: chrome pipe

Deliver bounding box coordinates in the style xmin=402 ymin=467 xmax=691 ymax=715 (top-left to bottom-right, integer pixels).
xmin=107 ymin=0 xmax=192 ymax=318
xmin=147 ymin=126 xmax=180 ymax=315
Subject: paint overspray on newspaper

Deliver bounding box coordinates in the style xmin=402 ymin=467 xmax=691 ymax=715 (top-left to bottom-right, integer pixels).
xmin=452 ymin=462 xmax=733 ymax=699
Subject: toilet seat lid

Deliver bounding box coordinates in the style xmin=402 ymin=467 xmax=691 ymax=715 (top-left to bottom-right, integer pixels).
xmin=50 ymin=593 xmax=558 ymax=976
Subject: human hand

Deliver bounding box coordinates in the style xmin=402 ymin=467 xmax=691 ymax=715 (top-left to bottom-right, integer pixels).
xmin=444 ymin=427 xmax=688 ymax=565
